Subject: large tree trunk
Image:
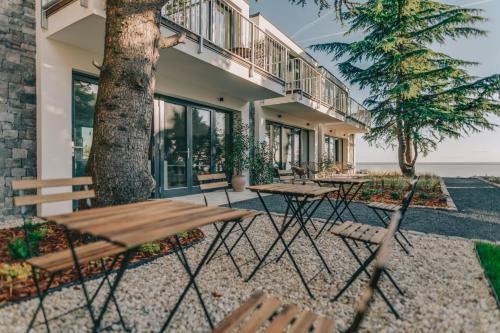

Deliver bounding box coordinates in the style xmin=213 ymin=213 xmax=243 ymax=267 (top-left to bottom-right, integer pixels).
xmin=87 ymin=0 xmax=184 ymax=206
xmin=396 ymin=121 xmax=415 ymax=177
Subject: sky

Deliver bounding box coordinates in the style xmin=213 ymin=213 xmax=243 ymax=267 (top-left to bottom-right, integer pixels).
xmin=249 ymin=0 xmax=500 ymax=163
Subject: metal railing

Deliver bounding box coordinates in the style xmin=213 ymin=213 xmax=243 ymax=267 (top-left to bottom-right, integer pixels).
xmin=347 ymin=98 xmax=371 ymax=127
xmin=287 ymin=58 xmax=349 ymax=114
xmin=162 ymin=0 xmax=287 ymax=81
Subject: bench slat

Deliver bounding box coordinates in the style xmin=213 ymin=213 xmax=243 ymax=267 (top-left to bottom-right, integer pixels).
xmin=27 ymin=241 xmax=124 ymax=273
xmin=197 ymin=173 xmax=227 ymax=181
xmin=14 ymin=190 xmax=95 ymax=207
xmin=199 ymin=181 xmax=229 ymax=191
xmin=12 ymin=177 xmax=93 ymax=190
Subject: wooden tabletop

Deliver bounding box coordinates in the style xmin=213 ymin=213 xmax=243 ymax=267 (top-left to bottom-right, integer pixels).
xmin=45 ymin=200 xmax=251 ymax=249
xmin=311 ymin=177 xmax=372 ymax=184
xmin=247 ymin=183 xmax=337 ymax=197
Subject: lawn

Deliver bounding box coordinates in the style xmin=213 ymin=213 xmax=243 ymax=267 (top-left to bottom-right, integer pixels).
xmin=476 ymin=242 xmax=500 ymax=303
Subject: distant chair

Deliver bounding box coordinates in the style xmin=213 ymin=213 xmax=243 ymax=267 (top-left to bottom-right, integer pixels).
xmin=367 ymin=176 xmax=419 ymax=254
xmin=329 ymin=183 xmax=417 ymax=319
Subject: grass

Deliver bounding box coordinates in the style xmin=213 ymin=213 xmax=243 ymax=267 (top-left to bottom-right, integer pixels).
xmin=482 ymin=176 xmax=500 ymax=185
xmin=476 ymin=242 xmax=500 ymax=302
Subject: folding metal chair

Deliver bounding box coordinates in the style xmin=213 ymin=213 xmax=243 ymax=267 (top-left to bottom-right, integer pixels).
xmin=212 ymin=213 xmax=398 ymax=332
xmin=329 ymin=181 xmax=417 ymax=319
xmin=11 ymin=177 xmax=128 ymax=333
xmin=277 ymin=169 xmax=320 ymax=231
xmin=197 ymin=173 xmax=262 ymax=278
xmin=367 ymin=177 xmax=419 ymax=254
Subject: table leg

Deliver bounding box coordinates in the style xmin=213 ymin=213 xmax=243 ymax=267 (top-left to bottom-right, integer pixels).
xmin=245 ymin=192 xmax=315 ymax=299
xmin=159 ymin=221 xmax=231 ymax=332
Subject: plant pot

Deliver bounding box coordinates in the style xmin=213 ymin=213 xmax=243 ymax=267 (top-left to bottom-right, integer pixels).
xmin=232 ymin=175 xmax=246 ymax=192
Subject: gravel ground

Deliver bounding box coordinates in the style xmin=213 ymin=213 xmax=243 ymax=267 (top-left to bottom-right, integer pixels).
xmin=1 ymin=215 xmax=498 ymax=332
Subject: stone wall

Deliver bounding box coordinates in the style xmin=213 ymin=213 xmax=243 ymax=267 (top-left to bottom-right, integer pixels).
xmin=0 ymin=0 xmax=36 ymax=217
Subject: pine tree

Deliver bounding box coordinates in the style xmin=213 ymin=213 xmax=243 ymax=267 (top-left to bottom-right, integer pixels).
xmin=312 ymin=0 xmax=500 ymax=176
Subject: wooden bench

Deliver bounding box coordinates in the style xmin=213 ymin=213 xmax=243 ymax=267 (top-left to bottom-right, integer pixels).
xmin=367 ymin=201 xmax=401 ymax=212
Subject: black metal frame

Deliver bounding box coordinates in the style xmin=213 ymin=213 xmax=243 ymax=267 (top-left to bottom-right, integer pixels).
xmin=18 ymin=184 xmax=129 ymax=333
xmin=315 ymin=180 xmax=367 ymax=239
xmin=245 ymin=191 xmax=333 ymax=299
xmin=199 ymin=178 xmax=261 ymax=278
xmin=330 ymin=178 xmax=419 ymax=319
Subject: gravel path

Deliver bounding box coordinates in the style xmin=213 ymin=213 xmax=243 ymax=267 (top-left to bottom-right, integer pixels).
xmin=230 ymin=178 xmax=500 ymax=242
xmin=1 ymin=215 xmax=498 ymax=332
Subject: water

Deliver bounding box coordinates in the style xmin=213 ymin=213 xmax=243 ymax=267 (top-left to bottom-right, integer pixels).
xmin=356 ymin=162 xmax=500 ymax=177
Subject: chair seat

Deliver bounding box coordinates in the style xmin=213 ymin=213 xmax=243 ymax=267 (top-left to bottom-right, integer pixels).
xmin=213 ymin=292 xmax=334 ymax=333
xmin=368 ymin=202 xmax=401 ymax=212
xmin=331 ymin=221 xmax=388 ymax=244
xmin=27 ymin=241 xmax=125 ymax=273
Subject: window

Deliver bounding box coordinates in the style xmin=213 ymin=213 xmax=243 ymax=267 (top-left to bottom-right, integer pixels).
xmin=265 ymin=121 xmax=309 ymax=169
xmin=72 ymin=75 xmax=98 ymax=177
xmin=324 ymin=135 xmax=342 ymax=164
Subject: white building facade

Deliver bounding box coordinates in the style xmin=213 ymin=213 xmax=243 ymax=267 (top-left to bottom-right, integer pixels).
xmin=35 ymin=0 xmax=370 ymax=214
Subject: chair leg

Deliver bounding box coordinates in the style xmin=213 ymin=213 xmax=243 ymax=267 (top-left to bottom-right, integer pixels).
xmin=206 ymin=222 xmax=239 ymax=264
xmin=232 ymin=216 xmax=261 ymax=262
xmin=364 ymin=244 xmax=404 ymax=296
xmin=26 ymin=271 xmax=54 ymax=333
xmin=209 ymin=223 xmax=243 ymax=277
xmin=98 ymin=258 xmax=129 ymax=331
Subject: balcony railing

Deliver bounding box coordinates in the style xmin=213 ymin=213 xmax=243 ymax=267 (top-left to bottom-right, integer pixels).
xmin=162 ymin=0 xmax=288 ymax=81
xmin=287 ymin=58 xmax=349 ymax=115
xmin=347 ymin=99 xmax=371 ymax=128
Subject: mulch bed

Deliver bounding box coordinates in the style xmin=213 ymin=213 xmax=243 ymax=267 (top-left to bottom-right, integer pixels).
xmin=328 ymin=185 xmax=448 ymax=208
xmin=0 ymin=222 xmax=205 ymax=305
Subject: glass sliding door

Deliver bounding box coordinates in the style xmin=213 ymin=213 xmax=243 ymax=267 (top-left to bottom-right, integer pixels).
xmin=163 ymin=102 xmax=188 ymax=190
xmin=191 ymin=108 xmax=212 ymax=185
xmin=153 ymin=97 xmax=233 ymax=196
xmin=265 ymin=121 xmax=309 ymax=169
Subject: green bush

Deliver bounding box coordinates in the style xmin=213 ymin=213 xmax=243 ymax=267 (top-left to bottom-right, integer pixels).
xmin=138 ymin=242 xmax=161 ymax=254
xmin=438 ymin=194 xmax=448 ymax=202
xmin=390 ymin=191 xmax=402 ymax=200
xmin=8 ymin=222 xmax=48 ymax=260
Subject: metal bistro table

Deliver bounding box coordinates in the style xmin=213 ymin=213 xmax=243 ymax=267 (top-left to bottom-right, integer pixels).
xmin=312 ymin=177 xmax=372 ymax=238
xmin=246 ymin=183 xmax=338 ymax=298
xmin=45 ymin=199 xmax=250 ymax=332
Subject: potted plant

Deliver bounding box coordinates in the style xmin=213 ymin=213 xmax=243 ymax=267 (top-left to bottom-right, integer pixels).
xmin=227 ymin=122 xmax=249 ymax=191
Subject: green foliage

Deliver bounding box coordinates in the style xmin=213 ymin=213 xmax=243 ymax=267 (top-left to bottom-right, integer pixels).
xmin=476 ymin=242 xmax=500 ymax=300
xmin=249 ymin=141 xmax=274 ymax=185
xmin=390 ymin=191 xmax=402 ymax=200
xmin=483 ymin=176 xmax=500 ymax=185
xmin=138 ymin=242 xmax=161 ymax=254
xmin=417 ymin=191 xmax=433 ymax=200
xmin=438 ymin=194 xmax=448 ymax=203
xmin=360 ymin=188 xmax=382 ymax=200
xmin=226 ymin=122 xmax=249 ymax=176
xmin=312 ymin=0 xmax=500 ymax=176
xmin=177 ymin=231 xmax=189 ymax=239
xmin=8 ymin=222 xmax=48 ymax=260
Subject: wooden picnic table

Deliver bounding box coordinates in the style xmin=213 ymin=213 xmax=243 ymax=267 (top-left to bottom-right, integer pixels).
xmin=247 ymin=183 xmax=335 ymax=197
xmin=46 ymin=199 xmax=251 ymax=332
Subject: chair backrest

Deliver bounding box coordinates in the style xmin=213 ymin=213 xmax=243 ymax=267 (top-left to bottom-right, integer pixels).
xmin=276 ymin=169 xmax=295 ymax=184
xmin=12 ymin=177 xmax=95 ymax=214
xmin=346 ymin=210 xmax=402 ymax=332
xmin=400 ymin=177 xmax=419 ymax=217
xmin=196 ymin=173 xmax=230 ymax=207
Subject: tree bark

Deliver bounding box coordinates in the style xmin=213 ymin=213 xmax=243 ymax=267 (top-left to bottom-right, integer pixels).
xmin=87 ymin=0 xmax=183 ymax=206
xmin=396 ymin=121 xmax=415 ymax=177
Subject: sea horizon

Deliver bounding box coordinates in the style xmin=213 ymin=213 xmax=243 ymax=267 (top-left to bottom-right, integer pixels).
xmin=356 ymin=162 xmax=500 ymax=177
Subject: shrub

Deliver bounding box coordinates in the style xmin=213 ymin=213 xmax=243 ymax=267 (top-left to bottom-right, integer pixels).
xmin=0 ymin=263 xmax=32 ymax=296
xmin=138 ymin=242 xmax=160 ymax=254
xmin=8 ymin=223 xmax=48 ymax=260
xmin=360 ymin=189 xmax=372 ymax=200
xmin=417 ymin=191 xmax=433 ymax=200
xmin=438 ymin=194 xmax=448 ymax=203
xmin=390 ymin=191 xmax=402 ymax=200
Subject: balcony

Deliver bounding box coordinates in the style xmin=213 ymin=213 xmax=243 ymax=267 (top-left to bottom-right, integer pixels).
xmin=162 ymin=0 xmax=288 ymax=83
